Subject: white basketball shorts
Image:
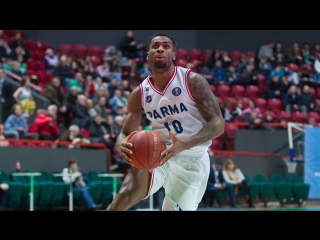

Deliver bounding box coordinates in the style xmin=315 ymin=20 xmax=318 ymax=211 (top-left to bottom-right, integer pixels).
xmin=144 ymin=151 xmax=210 ymax=211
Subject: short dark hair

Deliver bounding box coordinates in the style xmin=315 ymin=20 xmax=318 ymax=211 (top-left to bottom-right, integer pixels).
xmin=148 ymin=32 xmax=177 ymax=51
xmin=68 ymin=159 xmax=78 ymax=167
xmin=214 ymin=158 xmax=223 ymax=165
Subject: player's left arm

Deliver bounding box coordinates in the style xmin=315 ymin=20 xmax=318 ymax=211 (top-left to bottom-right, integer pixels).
xmin=159 ymin=72 xmax=224 ymax=165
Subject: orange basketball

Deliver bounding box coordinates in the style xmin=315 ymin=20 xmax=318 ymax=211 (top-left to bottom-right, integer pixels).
xmin=127 ymin=130 xmax=166 ymax=170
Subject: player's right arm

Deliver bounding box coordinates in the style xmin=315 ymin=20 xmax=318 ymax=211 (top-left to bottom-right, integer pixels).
xmin=116 ymin=87 xmax=144 ymax=163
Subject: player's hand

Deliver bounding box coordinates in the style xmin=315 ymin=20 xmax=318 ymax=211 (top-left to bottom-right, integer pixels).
xmin=159 ymin=131 xmax=188 ymax=166
xmin=116 ymin=131 xmax=138 ymax=164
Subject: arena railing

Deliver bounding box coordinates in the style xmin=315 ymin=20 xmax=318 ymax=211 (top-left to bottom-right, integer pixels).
xmin=0 ymin=138 xmax=112 ymax=172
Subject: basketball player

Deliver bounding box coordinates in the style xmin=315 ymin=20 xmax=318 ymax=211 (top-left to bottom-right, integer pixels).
xmin=106 ymin=32 xmax=224 ymax=211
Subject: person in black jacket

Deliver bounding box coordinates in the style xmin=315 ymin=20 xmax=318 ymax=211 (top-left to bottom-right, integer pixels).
xmin=0 ymin=69 xmax=17 ymax=123
xmin=0 ymin=177 xmax=10 ymax=211
xmin=53 ymin=55 xmax=74 ymax=87
xmin=284 ymin=85 xmax=301 ymax=115
xmin=204 ymin=158 xmax=239 ymax=208
xmin=299 ymin=85 xmax=317 ymax=117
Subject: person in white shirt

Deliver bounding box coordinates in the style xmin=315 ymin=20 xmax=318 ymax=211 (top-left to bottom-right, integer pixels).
xmin=222 ymin=159 xmax=254 ymax=208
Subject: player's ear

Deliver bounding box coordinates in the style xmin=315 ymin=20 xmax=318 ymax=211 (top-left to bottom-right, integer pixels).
xmin=173 ymin=52 xmax=176 ymax=61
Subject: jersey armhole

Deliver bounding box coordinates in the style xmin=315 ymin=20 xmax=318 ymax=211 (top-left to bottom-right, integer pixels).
xmin=185 ymin=69 xmax=195 ymax=101
xmin=139 ymin=84 xmax=143 ymax=108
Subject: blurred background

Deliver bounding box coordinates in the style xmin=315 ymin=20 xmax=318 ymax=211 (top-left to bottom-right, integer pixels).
xmin=0 ymin=30 xmax=320 ymax=211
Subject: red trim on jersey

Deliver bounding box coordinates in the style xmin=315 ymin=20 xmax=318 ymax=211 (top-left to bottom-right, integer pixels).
xmin=147 ymin=66 xmax=177 ymax=96
xmin=139 ymin=84 xmax=143 ymax=108
xmin=144 ymin=168 xmax=155 ymax=199
xmin=185 ymin=69 xmax=195 ymax=101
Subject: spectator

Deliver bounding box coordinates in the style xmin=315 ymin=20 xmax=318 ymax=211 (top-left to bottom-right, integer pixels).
xmin=53 ymin=54 xmax=74 ymax=87
xmin=96 ymin=59 xmax=111 ymax=83
xmin=109 ymin=58 xmax=122 ymax=83
xmin=284 ymin=85 xmax=301 ymax=116
xmin=262 ymin=112 xmax=275 ymax=131
xmin=62 ymin=159 xmax=101 ymax=211
xmin=258 ymin=40 xmax=275 ymax=62
xmin=313 ymin=53 xmax=320 ymax=89
xmin=86 ymin=98 xmax=97 ymax=119
xmin=285 ymin=42 xmax=303 ymax=66
xmin=195 ymin=63 xmax=213 ymax=83
xmin=222 ymin=159 xmax=254 ymax=208
xmin=103 ymin=45 xmax=118 ymax=62
xmin=235 ymin=53 xmax=248 ymax=74
xmin=105 ymin=115 xmax=118 ymax=143
xmin=88 ymin=113 xmax=115 ymax=151
xmin=242 ymin=100 xmax=263 ymax=118
xmin=109 ymin=89 xmax=128 ymax=114
xmin=278 ymin=75 xmax=292 ymax=100
xmin=206 ymin=49 xmax=222 ymax=70
xmin=276 ymin=118 xmax=288 ymax=130
xmin=211 ymin=60 xmax=227 ymax=86
xmin=271 ymin=52 xmax=287 ymax=69
xmin=266 ymin=75 xmax=282 ymax=99
xmin=119 ymin=79 xmax=132 ymax=93
xmin=43 ymin=76 xmax=67 ymax=125
xmin=258 ymin=56 xmax=272 ymax=79
xmin=231 ymin=99 xmax=243 ymax=121
xmin=68 ymin=72 xmax=84 ymax=94
xmin=272 ymin=41 xmax=285 ymax=59
xmin=2 ymin=58 xmax=13 ymax=72
xmin=136 ymin=40 xmax=148 ymax=62
xmin=113 ymin=115 xmax=124 ymax=137
xmin=301 ymin=42 xmax=313 ymax=66
xmin=0 ymin=38 xmax=11 ymax=63
xmin=83 ymin=74 xmax=96 ymax=99
xmin=243 ymin=112 xmax=263 ymax=130
xmin=33 ymin=105 xmax=60 ymax=140
xmin=56 ymin=124 xmax=90 ymax=148
xmin=81 ymin=63 xmax=96 ymax=79
xmin=11 ymin=61 xmax=23 ymax=77
xmin=66 ymin=86 xmax=79 ymax=126
xmin=220 ymin=50 xmax=231 ymax=69
xmin=71 ymin=94 xmax=91 ymax=129
xmin=270 ymin=64 xmax=285 ymax=82
xmin=0 ymin=68 xmax=17 ymax=123
xmin=299 ymin=85 xmax=317 ymax=117
xmin=220 ymin=99 xmax=233 ymax=122
xmin=0 ymin=176 xmax=10 ymax=211
xmin=139 ymin=61 xmax=152 ymax=82
xmin=70 ymin=60 xmax=82 ymax=75
xmin=93 ymin=76 xmax=105 ymax=91
xmin=287 ymin=68 xmax=302 ymax=87
xmin=310 ymin=43 xmax=320 ymax=63
xmin=92 ymin=85 xmax=111 ymax=106
xmin=299 ymin=66 xmax=314 ymax=88
xmin=44 ymin=48 xmax=59 ymax=74
xmin=16 ymin=54 xmax=26 ymax=76
xmin=13 ymin=75 xmax=36 ymax=119
xmin=3 ymin=103 xmax=32 ymax=139
xmin=94 ymin=96 xmax=110 ymax=122
xmin=8 ymin=45 xmax=30 ymax=63
xmin=242 ymin=63 xmax=259 ymax=87
xmin=0 ymin=30 xmax=9 ymax=48
xmin=0 ymin=123 xmax=9 ymax=146
xmin=9 ymin=32 xmax=26 ymax=51
xmin=118 ymin=30 xmax=139 ymax=59
xmin=204 ymin=158 xmax=239 ymax=208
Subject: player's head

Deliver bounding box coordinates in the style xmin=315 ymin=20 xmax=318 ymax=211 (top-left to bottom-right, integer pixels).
xmin=147 ymin=32 xmax=177 ymax=69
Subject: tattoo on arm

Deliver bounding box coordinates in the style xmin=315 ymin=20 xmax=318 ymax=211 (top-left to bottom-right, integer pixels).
xmin=186 ymin=73 xmax=224 ymax=149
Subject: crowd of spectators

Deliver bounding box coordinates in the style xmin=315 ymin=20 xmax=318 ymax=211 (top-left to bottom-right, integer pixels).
xmin=1 ymin=30 xmax=320 ymax=163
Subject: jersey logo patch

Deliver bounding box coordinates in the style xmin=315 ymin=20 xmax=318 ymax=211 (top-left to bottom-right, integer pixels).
xmin=172 ymin=87 xmax=181 ymax=96
xmin=145 ymin=87 xmax=149 ymax=91
xmin=146 ymin=95 xmax=152 ymax=103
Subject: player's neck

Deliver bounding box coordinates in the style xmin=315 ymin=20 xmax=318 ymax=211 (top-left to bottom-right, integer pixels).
xmin=150 ymin=65 xmax=175 ymax=91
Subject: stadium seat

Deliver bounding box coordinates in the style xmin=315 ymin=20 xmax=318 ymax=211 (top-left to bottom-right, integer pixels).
xmin=231 ymin=85 xmax=245 ymax=99
xmin=88 ymin=45 xmax=102 ymax=57
xmin=26 ymin=59 xmax=38 ymax=71
xmin=188 ymin=49 xmax=202 ymax=62
xmin=174 ymin=58 xmax=187 ymax=68
xmin=210 ymin=138 xmax=220 ymax=151
xmin=217 ymin=84 xmax=231 ymax=100
xmin=90 ymin=56 xmax=102 ymax=70
xmin=209 ymin=84 xmax=216 ymax=94
xmin=291 ymin=111 xmax=307 ymax=124
xmin=287 ymin=63 xmax=299 ymax=72
xmin=252 ymin=173 xmax=275 ymax=207
xmin=25 ymin=39 xmax=38 ymax=51
xmin=277 ymin=110 xmax=291 ymax=122
xmin=246 ymin=85 xmax=260 ymax=101
xmin=307 ymin=112 xmax=320 ymax=125
xmin=244 ymin=51 xmax=256 ymax=59
xmin=300 ymin=64 xmax=313 ymax=74
xmin=228 ymin=50 xmax=242 ymax=62
xmin=235 ymin=174 xmax=260 ymax=202
xmin=27 ymin=69 xmax=37 ymax=77
xmin=189 ymin=59 xmax=202 ymax=69
xmin=73 ymin=44 xmax=87 ymax=57
xmin=308 ymin=87 xmax=317 ymax=99
xmin=317 ymin=99 xmax=320 ymax=110
xmin=257 ymin=74 xmax=266 ymax=94
xmin=225 ymin=97 xmax=237 ymax=110
xmin=288 ymin=174 xmax=310 ymax=206
xmin=271 ymin=173 xmax=293 ymax=207
xmin=241 ymin=97 xmax=251 ymax=109
xmin=255 ymin=97 xmax=268 ymax=115
xmin=98 ymin=171 xmax=122 ymax=206
xmin=201 ymin=49 xmax=212 ymax=65
xmin=216 ymin=96 xmax=223 ymax=106
xmin=80 ymin=128 xmax=90 ymax=138
xmin=39 ymin=42 xmax=50 ymax=52
xmin=0 ymin=170 xmax=24 ymax=209
xmin=35 ymin=71 xmax=47 ymax=84
xmin=224 ymin=123 xmax=238 ymax=146
xmin=45 ymin=73 xmax=54 ymax=83
xmin=268 ymin=98 xmax=283 ymax=113
xmin=58 ymin=44 xmax=73 ymax=56
xmin=36 ymin=60 xmax=46 ymax=72
xmin=176 ymin=48 xmax=188 ymax=61
xmin=30 ymin=50 xmax=45 ymax=61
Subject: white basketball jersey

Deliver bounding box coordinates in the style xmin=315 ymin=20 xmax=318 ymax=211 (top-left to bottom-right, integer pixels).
xmin=139 ymin=66 xmax=211 ymax=154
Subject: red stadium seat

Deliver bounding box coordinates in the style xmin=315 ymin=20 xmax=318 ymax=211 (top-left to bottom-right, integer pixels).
xmin=30 ymin=50 xmax=45 ymax=61
xmin=308 ymin=87 xmax=317 ymax=99
xmin=287 ymin=63 xmax=299 ymax=72
xmin=35 ymin=71 xmax=47 ymax=83
xmin=317 ymin=88 xmax=320 ymax=99
xmin=73 ymin=44 xmax=87 ymax=57
xmin=217 ymin=84 xmax=231 ymax=100
xmin=25 ymin=39 xmax=38 ymax=51
xmin=300 ymin=64 xmax=313 ymax=74
xmin=80 ymin=128 xmax=90 ymax=138
xmin=175 ymin=59 xmax=187 ymax=68
xmin=277 ymin=111 xmax=291 ymax=122
xmin=176 ymin=48 xmax=188 ymax=61
xmin=45 ymin=73 xmax=54 ymax=83
xmin=268 ymin=98 xmax=283 ymax=113
xmin=58 ymin=44 xmax=73 ymax=56
xmin=246 ymin=85 xmax=260 ymax=101
xmin=209 ymin=84 xmax=216 ymax=94
xmin=90 ymin=56 xmax=102 ymax=70
xmin=225 ymin=97 xmax=237 ymax=110
xmin=36 ymin=60 xmax=46 ymax=72
xmin=307 ymin=112 xmax=320 ymax=125
xmin=229 ymin=50 xmax=242 ymax=62
xmin=256 ymin=97 xmax=268 ymax=115
xmin=231 ymin=85 xmax=245 ymax=99
xmin=257 ymin=74 xmax=266 ymax=94
xmin=188 ymin=49 xmax=202 ymax=62
xmin=244 ymin=51 xmax=256 ymax=59
xmin=224 ymin=123 xmax=238 ymax=145
xmin=241 ymin=97 xmax=251 ymax=109
xmin=216 ymin=96 xmax=223 ymax=106
xmin=27 ymin=69 xmax=37 ymax=77
xmin=39 ymin=42 xmax=50 ymax=52
xmin=202 ymin=49 xmax=212 ymax=65
xmin=210 ymin=139 xmax=220 ymax=151
xmin=26 ymin=59 xmax=38 ymax=71
xmin=291 ymin=111 xmax=307 ymax=124
xmin=88 ymin=45 xmax=102 ymax=57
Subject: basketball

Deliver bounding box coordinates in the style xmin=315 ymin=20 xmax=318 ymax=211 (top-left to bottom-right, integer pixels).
xmin=127 ymin=130 xmax=166 ymax=170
